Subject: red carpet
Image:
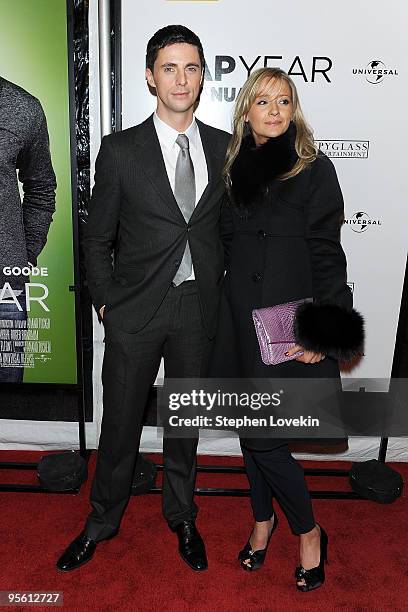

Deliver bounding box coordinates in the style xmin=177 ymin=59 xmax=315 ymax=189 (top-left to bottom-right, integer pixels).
xmin=0 ymin=451 xmax=407 ymax=611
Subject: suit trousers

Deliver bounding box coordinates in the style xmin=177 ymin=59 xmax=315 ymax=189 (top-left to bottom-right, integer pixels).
xmin=241 ymin=441 xmax=316 ymax=535
xmin=85 ymin=281 xmax=212 ymax=541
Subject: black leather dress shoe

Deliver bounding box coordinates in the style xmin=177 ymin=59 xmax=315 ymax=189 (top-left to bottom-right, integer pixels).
xmin=56 ymin=531 xmax=97 ymax=572
xmin=175 ymin=521 xmax=208 ymax=571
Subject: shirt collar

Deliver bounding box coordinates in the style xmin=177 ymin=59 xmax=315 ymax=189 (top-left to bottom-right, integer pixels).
xmin=153 ymin=111 xmax=198 ymax=151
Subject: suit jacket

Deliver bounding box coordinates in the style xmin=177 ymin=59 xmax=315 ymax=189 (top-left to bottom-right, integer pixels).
xmin=83 ymin=115 xmax=231 ymax=337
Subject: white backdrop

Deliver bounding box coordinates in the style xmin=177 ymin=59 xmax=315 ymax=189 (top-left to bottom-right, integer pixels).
xmin=121 ymin=0 xmax=407 ymax=383
xmin=118 ymin=0 xmax=408 ymax=458
xmin=1 ymin=0 xmax=407 ymax=460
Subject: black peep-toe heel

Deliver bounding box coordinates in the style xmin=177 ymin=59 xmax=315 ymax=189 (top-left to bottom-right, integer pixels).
xmin=238 ymin=513 xmax=279 ymax=572
xmin=295 ymin=525 xmax=328 ymax=592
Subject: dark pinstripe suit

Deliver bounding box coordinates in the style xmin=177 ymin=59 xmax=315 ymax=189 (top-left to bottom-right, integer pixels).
xmin=82 ymin=115 xmax=230 ymax=538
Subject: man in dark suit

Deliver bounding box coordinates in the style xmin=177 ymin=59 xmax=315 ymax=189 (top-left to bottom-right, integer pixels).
xmin=56 ymin=25 xmax=230 ymax=572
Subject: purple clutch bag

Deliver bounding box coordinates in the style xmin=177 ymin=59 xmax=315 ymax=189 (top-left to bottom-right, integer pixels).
xmin=252 ymin=298 xmax=312 ymax=365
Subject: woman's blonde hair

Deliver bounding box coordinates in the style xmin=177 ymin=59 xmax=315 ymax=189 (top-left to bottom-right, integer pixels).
xmin=223 ymin=67 xmax=318 ymax=186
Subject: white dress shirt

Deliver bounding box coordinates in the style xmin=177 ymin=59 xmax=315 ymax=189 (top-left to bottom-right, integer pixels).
xmin=153 ymin=111 xmax=208 ymax=281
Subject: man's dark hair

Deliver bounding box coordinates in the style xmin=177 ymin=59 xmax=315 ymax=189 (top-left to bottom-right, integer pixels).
xmin=146 ymin=25 xmax=205 ymax=72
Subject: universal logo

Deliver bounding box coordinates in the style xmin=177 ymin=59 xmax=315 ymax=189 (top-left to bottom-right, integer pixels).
xmin=344 ymin=212 xmax=382 ymax=233
xmin=316 ymin=140 xmax=369 ymax=158
xmin=352 ymin=60 xmax=398 ymax=84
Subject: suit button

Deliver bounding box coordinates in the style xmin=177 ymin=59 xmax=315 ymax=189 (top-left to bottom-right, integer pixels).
xmin=252 ymin=273 xmax=263 ymax=282
xmin=187 ymin=226 xmax=191 ymax=232
xmin=258 ymin=230 xmax=266 ymax=239
xmin=173 ymin=260 xmax=180 ymax=267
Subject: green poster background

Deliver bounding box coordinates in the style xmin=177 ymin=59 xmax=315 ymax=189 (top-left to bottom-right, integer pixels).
xmin=0 ymin=0 xmax=77 ymax=383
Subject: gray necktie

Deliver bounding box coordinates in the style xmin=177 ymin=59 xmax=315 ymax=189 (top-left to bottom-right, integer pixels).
xmin=172 ymin=133 xmax=196 ymax=286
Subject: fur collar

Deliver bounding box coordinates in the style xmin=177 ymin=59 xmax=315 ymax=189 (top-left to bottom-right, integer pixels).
xmin=230 ymin=122 xmax=298 ymax=213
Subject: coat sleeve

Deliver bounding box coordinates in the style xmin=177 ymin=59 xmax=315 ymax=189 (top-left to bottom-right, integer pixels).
xmin=82 ymin=135 xmax=121 ymax=314
xmin=294 ymin=155 xmax=364 ymax=361
xmin=306 ymin=154 xmax=351 ymax=309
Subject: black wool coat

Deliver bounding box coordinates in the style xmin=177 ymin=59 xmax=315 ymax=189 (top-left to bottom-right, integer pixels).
xmin=210 ymin=145 xmax=356 ymax=381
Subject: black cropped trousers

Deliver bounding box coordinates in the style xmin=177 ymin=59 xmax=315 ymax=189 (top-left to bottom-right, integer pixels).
xmin=240 ymin=440 xmax=315 ymax=535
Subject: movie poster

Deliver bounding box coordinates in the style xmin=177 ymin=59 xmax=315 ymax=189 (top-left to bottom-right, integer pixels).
xmin=0 ymin=0 xmax=77 ymax=384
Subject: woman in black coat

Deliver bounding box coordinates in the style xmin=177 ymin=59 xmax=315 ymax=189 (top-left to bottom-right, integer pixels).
xmin=211 ymin=67 xmax=363 ymax=591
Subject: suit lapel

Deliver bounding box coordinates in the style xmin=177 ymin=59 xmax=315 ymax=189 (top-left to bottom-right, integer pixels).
xmin=190 ymin=119 xmax=223 ymax=220
xmin=136 ymin=115 xmax=185 ymax=221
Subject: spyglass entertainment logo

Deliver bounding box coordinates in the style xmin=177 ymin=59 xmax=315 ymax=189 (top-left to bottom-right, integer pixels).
xmin=343 ymin=212 xmax=382 ymax=233
xmin=352 ymin=60 xmax=398 ymax=84
xmin=316 ymin=140 xmax=369 ymax=158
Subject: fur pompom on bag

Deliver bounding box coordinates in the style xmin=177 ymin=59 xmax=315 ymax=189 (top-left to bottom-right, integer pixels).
xmin=294 ymin=302 xmax=364 ymax=362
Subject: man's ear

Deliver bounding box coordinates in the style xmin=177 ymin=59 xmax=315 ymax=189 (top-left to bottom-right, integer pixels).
xmin=145 ymin=68 xmax=155 ymax=88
